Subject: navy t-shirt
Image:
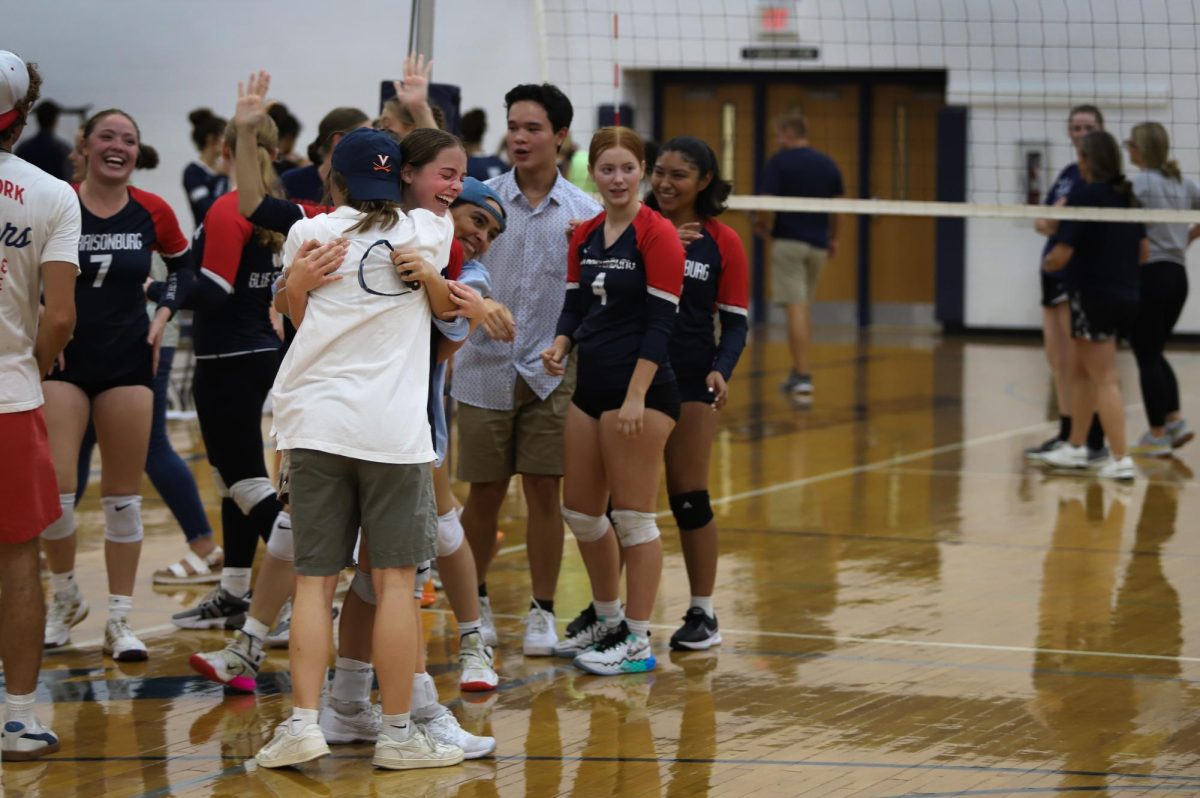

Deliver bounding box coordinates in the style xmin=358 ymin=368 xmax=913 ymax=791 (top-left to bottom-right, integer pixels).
xmin=760 ymin=146 xmax=843 ymax=248
xmin=670 ymin=218 xmax=750 ymax=382
xmin=1056 ymin=181 xmax=1145 ymax=302
xmin=15 ymin=131 xmax=71 ymax=181
xmin=557 ymin=204 xmax=685 ymax=388
xmin=467 ymin=154 xmax=509 ymax=182
xmin=280 ymin=164 xmax=324 ymax=203
xmin=1042 ymin=162 xmax=1081 ymax=258
xmin=182 ymin=161 xmax=229 ymax=227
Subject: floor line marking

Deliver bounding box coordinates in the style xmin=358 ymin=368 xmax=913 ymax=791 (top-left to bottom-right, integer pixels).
xmin=482 ymin=611 xmax=1200 ymax=664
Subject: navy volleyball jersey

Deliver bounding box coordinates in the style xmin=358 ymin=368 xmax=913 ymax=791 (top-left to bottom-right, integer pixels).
xmin=192 ymin=191 xmax=298 ymax=358
xmin=182 ymin=161 xmax=229 ymax=227
xmin=1056 ymin=182 xmax=1145 ymax=302
xmin=1042 ymin=162 xmax=1081 ymax=258
xmin=557 ymin=204 xmax=685 ymax=387
xmin=73 ymin=186 xmax=192 ymax=358
xmin=670 ymin=218 xmax=750 ymax=382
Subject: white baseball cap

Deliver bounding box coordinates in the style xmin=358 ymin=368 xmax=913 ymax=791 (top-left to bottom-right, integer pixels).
xmin=0 ymin=51 xmax=31 ymax=132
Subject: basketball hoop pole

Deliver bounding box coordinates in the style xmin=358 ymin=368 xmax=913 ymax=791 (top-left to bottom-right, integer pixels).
xmin=409 ymin=0 xmax=435 ymax=59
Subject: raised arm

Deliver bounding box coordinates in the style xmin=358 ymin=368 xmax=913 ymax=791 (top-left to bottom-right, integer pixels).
xmin=394 ymin=53 xmax=438 ymax=131
xmin=234 ymin=71 xmax=272 ymax=217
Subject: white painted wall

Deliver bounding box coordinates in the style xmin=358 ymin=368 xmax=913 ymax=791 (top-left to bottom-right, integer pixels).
xmin=9 ymin=0 xmax=1199 ymax=331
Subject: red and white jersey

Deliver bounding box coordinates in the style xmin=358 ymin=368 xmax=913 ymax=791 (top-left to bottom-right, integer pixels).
xmin=0 ymin=152 xmax=81 ymax=412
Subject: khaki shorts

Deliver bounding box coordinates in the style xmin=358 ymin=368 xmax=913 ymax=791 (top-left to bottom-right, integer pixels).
xmin=288 ymin=449 xmax=436 ymax=576
xmin=456 ymin=360 xmax=576 ymax=483
xmin=771 ymin=239 xmax=828 ymax=304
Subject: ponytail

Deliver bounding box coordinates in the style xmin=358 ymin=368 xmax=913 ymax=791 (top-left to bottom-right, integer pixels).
xmin=224 ymin=118 xmax=285 ymax=252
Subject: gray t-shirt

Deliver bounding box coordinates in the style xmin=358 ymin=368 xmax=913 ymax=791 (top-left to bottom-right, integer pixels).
xmin=1130 ymin=169 xmax=1200 ymax=266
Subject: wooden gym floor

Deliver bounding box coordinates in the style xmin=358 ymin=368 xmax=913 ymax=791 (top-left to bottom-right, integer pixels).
xmin=2 ymin=328 xmax=1199 ymax=797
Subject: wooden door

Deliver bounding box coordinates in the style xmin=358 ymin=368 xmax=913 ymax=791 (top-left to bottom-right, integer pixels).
xmin=659 ymin=82 xmax=756 ymax=276
xmin=868 ymin=84 xmax=943 ymax=305
xmin=763 ymin=83 xmax=861 ymax=304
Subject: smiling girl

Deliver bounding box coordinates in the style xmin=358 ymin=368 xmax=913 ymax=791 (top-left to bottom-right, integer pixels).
xmin=543 ymin=126 xmax=685 ymax=675
xmin=41 ymin=108 xmax=194 ymax=661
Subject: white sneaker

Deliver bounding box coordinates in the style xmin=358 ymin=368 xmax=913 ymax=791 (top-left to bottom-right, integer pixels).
xmin=255 ymin=719 xmax=330 ymax=768
xmin=44 ymin=588 xmax=88 ymax=648
xmin=373 ymin=724 xmax=464 ymax=770
xmin=1 ymin=716 xmax=60 ymax=761
xmin=1097 ymin=456 xmax=1135 ymax=481
xmin=1040 ymin=443 xmax=1089 ymax=470
xmin=319 ymin=701 xmax=380 ymax=744
xmin=188 ymin=632 xmax=263 ymax=692
xmin=422 ymin=709 xmax=496 ymax=760
xmin=522 ymin=604 xmax=557 ymax=657
xmin=573 ymin=621 xmax=656 ymax=676
xmin=103 ymin=617 xmax=148 ymax=662
xmin=478 ymin=596 xmax=499 ymax=647
xmin=459 ymin=632 xmax=498 ymax=692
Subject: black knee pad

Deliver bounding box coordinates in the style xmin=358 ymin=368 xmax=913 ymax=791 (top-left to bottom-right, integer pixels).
xmin=669 ymin=490 xmax=713 ymax=531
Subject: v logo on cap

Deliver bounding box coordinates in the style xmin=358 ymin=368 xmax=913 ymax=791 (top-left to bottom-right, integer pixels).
xmin=373 ymin=154 xmax=392 ymax=173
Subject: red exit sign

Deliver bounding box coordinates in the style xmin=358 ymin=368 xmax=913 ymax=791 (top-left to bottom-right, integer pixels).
xmin=757 ymin=2 xmax=799 ymax=39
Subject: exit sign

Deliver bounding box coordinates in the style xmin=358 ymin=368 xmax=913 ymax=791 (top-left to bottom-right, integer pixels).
xmin=757 ymin=2 xmax=799 ymax=40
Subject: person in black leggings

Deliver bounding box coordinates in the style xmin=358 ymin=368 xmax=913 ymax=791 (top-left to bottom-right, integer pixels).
xmin=1125 ymin=122 xmax=1197 ymax=456
xmin=170 ymin=110 xmax=289 ymax=630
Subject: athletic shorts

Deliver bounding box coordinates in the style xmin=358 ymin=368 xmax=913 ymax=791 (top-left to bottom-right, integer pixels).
xmin=46 ymin=339 xmax=153 ymax=398
xmin=572 ymin=380 xmax=681 ymax=422
xmin=1069 ymin=291 xmax=1137 ymax=343
xmin=0 ymin=408 xmax=62 ymax=544
xmin=456 ymin=359 xmax=576 ymax=483
xmin=676 ymin=370 xmax=716 ymax=405
xmin=771 ymin=239 xmax=828 ymax=304
xmin=288 ymin=449 xmax=436 ymax=576
xmin=1041 ymin=270 xmax=1069 ymax=308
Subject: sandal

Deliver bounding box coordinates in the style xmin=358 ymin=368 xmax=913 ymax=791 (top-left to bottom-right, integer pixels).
xmin=153 ymin=547 xmax=224 ymax=585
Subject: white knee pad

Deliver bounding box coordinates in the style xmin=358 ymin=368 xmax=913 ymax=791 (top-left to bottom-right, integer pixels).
xmin=611 ymin=509 xmax=660 ymax=549
xmin=413 ymin=560 xmax=432 ymax=599
xmin=41 ymin=493 xmax=76 ymax=541
xmin=230 ymin=477 xmax=275 ymax=515
xmin=102 ymin=495 xmax=144 ymax=543
xmin=436 ymin=509 xmax=464 ymax=557
xmin=211 ymin=468 xmax=230 ymax=499
xmin=350 ymin=568 xmax=377 ymax=606
xmin=562 ymin=507 xmax=609 ymax=543
xmin=265 ymin=511 xmax=294 ymax=562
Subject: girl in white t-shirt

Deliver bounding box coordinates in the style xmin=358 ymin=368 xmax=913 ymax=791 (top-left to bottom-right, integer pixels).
xmin=255 ymin=127 xmax=463 ymax=771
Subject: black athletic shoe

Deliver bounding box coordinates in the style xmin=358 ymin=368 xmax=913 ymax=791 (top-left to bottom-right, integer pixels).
xmin=553 ymin=604 xmax=603 ymax=658
xmin=1024 ymin=436 xmax=1063 ymax=462
xmin=669 ymin=607 xmax=722 ymax=651
xmin=171 ymin=588 xmax=250 ymax=630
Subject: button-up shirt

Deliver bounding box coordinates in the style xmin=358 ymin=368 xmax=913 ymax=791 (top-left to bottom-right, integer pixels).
xmin=451 ymin=169 xmax=600 ymax=410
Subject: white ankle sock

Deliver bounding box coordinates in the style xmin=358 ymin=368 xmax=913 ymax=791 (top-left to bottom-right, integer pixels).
xmin=5 ymin=691 xmax=35 ymax=725
xmin=594 ymin=599 xmax=623 ymax=626
xmin=49 ymin=571 xmax=77 ymax=596
xmin=690 ymin=596 xmax=715 ymax=617
xmin=108 ymin=594 xmax=133 ymax=621
xmin=289 ymin=706 xmax=319 ymax=732
xmin=626 ymin=618 xmax=650 ymax=639
xmin=381 ymin=712 xmax=412 ymax=739
xmin=221 ymin=567 xmax=252 ymax=597
xmin=242 ymin=617 xmax=270 ymax=642
xmin=458 ymin=619 xmax=482 ymax=638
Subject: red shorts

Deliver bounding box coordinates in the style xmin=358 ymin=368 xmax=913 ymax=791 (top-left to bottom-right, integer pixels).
xmin=0 ymin=408 xmax=62 ymax=544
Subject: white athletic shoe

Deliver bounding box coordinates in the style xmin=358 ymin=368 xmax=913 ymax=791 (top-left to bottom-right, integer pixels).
xmin=421 ymin=709 xmax=496 ymax=760
xmin=553 ymin=604 xmax=607 ymax=657
xmin=319 ymin=701 xmax=380 ymax=744
xmin=188 ymin=632 xmax=263 ymax=692
xmin=255 ymin=720 xmax=330 ymax=768
xmin=103 ymin=617 xmax=148 ymax=662
xmin=459 ymin=632 xmax=498 ymax=692
xmin=573 ymin=622 xmax=656 ymax=676
xmin=1 ymin=716 xmax=60 ymax=761
xmin=478 ymin=596 xmax=499 ymax=647
xmin=44 ymin=588 xmax=88 ymax=649
xmin=522 ymin=604 xmax=557 ymax=657
xmin=1097 ymin=456 xmax=1136 ymax=481
xmin=372 ymin=725 xmax=463 ymax=770
xmin=1040 ymin=443 xmax=1090 ymax=470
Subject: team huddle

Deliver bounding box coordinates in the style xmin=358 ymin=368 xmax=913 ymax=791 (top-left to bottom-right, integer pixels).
xmin=0 ymin=51 xmax=748 ymax=772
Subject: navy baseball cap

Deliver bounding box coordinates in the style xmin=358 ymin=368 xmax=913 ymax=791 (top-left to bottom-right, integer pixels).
xmin=330 ymin=128 xmax=402 ymax=202
xmin=454 ymin=177 xmax=506 ymax=232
